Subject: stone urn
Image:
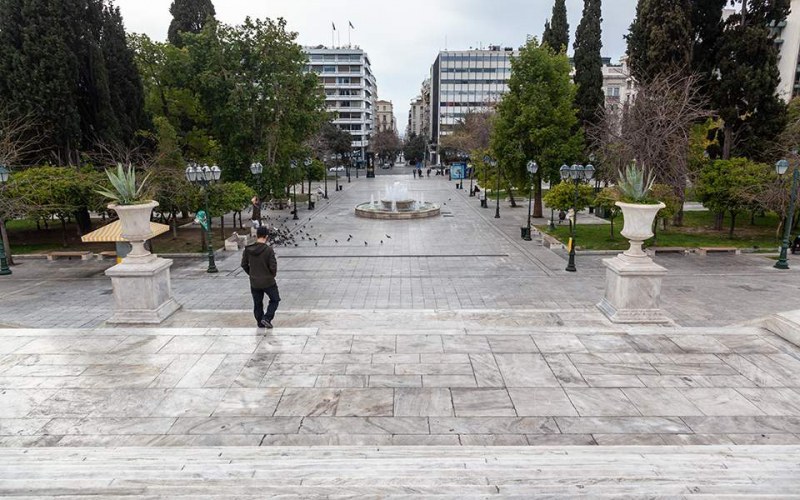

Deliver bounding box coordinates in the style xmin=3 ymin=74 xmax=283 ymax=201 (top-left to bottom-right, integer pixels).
xmin=616 ymin=201 xmax=666 ymax=257
xmin=109 ymin=200 xmax=158 ymax=261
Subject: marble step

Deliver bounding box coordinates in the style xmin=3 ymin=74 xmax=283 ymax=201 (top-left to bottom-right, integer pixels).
xmin=0 ymin=446 xmax=798 ymax=498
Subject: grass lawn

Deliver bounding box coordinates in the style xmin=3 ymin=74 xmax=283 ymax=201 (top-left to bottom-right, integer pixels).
xmin=5 ymin=217 xmax=249 ymax=255
xmin=537 ymin=210 xmax=784 ymax=251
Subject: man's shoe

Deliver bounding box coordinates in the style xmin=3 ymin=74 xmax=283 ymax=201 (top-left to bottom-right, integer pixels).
xmin=260 ymin=319 xmax=273 ymax=329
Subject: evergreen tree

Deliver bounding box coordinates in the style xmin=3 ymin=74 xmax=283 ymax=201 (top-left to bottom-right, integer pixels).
xmin=101 ymin=3 xmax=148 ymax=146
xmin=168 ymin=0 xmax=216 ymax=47
xmin=715 ymin=0 xmax=790 ymax=160
xmin=626 ymin=0 xmax=693 ymax=83
xmin=690 ymin=0 xmax=726 ymax=89
xmin=542 ymin=0 xmax=569 ymax=53
xmin=573 ymin=0 xmax=603 ymax=128
xmin=491 ymin=38 xmax=583 ymax=218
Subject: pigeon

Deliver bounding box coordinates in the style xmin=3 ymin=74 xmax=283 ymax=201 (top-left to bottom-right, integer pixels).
xmin=315 ymin=242 xmax=318 ymax=246
xmin=349 ymin=234 xmax=353 ymax=238
xmin=364 ymin=241 xmax=368 ymax=246
xmin=380 ymin=240 xmax=383 ymax=245
xmin=385 ymin=234 xmax=392 ymax=239
xmin=335 ymin=239 xmax=339 ymax=244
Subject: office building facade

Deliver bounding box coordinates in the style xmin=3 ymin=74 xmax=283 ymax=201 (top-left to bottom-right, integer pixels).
xmin=429 ymin=47 xmax=516 ymax=164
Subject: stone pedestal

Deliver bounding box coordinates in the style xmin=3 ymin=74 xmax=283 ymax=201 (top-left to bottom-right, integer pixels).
xmin=597 ymin=254 xmax=671 ymax=324
xmin=105 ymin=255 xmax=180 ymax=324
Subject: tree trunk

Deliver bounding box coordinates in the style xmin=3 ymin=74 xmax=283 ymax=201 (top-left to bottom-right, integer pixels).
xmin=73 ymin=207 xmax=92 ymax=236
xmin=171 ymin=209 xmax=178 ymax=239
xmin=723 ymin=127 xmax=732 ymax=160
xmin=0 ymin=219 xmax=14 ymax=265
xmin=220 ymin=216 xmax=225 ymax=242
xmin=652 ymin=218 xmax=659 ymax=245
xmin=714 ymin=211 xmax=724 ymax=231
xmin=507 ymin=184 xmax=517 ymax=208
xmin=729 ymin=211 xmax=737 ymax=238
xmin=200 ymin=227 xmax=206 ymax=252
xmin=59 ymin=217 xmax=68 ymax=248
xmin=750 ymin=210 xmax=756 ymax=225
xmin=533 ymin=174 xmax=543 ymax=218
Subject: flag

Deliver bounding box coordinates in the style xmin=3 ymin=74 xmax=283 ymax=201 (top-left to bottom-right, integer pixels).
xmin=332 ymin=22 xmax=336 ymax=30
xmin=349 ymin=21 xmax=355 ymax=29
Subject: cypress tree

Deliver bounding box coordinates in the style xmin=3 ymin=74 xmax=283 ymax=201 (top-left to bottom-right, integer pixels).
xmin=168 ymin=0 xmax=216 ymax=47
xmin=542 ymin=0 xmax=569 ymax=53
xmin=627 ymin=0 xmax=693 ymax=83
xmin=691 ymin=0 xmax=726 ymax=88
xmin=101 ymin=3 xmax=148 ymax=146
xmin=573 ymin=0 xmax=603 ymax=128
xmin=0 ymin=0 xmax=85 ymax=162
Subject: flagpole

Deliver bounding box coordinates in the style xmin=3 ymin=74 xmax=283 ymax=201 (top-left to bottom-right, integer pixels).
xmin=348 ymin=25 xmax=351 ymax=47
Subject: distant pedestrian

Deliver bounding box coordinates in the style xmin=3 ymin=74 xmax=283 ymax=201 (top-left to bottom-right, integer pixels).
xmin=250 ymin=196 xmax=261 ymax=236
xmin=241 ymin=226 xmax=280 ymax=329
xmin=413 ymin=168 xmax=417 ymax=179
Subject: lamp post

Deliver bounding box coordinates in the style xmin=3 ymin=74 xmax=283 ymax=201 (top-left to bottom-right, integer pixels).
xmin=482 ymin=155 xmax=494 ymax=209
xmin=345 ymin=152 xmax=351 ymax=183
xmin=775 ymin=159 xmax=798 ymax=269
xmin=493 ymin=158 xmax=502 ymax=219
xmin=290 ymin=160 xmax=299 ymax=220
xmin=468 ymin=159 xmax=475 ymax=196
xmin=304 ymin=158 xmax=314 ymax=210
xmin=561 ymin=162 xmax=595 ymax=272
xmin=322 ymin=155 xmax=329 ymax=199
xmin=249 ymin=162 xmax=263 ymax=199
xmin=0 ymin=164 xmax=11 ymax=275
xmin=524 ymin=160 xmax=539 ymax=241
xmin=186 ymin=162 xmax=221 ymax=273
xmin=334 ymin=154 xmax=341 ymax=192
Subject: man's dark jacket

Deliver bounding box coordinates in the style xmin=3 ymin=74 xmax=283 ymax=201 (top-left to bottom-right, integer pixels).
xmin=241 ymin=243 xmax=277 ymax=289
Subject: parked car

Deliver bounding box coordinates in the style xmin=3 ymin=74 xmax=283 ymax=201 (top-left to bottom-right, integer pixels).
xmin=328 ymin=166 xmax=346 ymax=172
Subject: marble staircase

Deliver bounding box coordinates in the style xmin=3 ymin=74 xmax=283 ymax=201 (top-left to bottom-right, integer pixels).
xmin=2 ymin=445 xmax=799 ymax=498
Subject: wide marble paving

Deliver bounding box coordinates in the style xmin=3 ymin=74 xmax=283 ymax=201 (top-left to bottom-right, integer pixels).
xmin=1 ymin=321 xmax=800 ymax=447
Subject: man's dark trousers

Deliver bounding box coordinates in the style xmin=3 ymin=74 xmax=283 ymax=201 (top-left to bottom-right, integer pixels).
xmin=251 ymin=285 xmax=280 ymax=324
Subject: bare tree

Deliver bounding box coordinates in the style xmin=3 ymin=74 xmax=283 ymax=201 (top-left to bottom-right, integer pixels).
xmin=439 ymin=109 xmax=494 ymax=159
xmin=588 ymin=73 xmax=712 ymax=225
xmin=0 ymin=106 xmax=46 ymax=264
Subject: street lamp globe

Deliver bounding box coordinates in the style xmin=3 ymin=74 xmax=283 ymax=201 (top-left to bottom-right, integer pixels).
xmin=210 ymin=165 xmax=222 ymax=182
xmin=250 ymin=162 xmax=263 ymax=176
xmin=560 ymin=164 xmax=570 ymax=180
xmin=527 ymin=161 xmax=539 ymax=175
xmin=776 ymin=159 xmax=790 ymax=176
xmin=584 ymin=164 xmax=596 ymax=181
xmin=185 ymin=164 xmax=198 ymax=182
xmin=0 ymin=165 xmax=8 ymax=184
xmin=304 ymin=158 xmax=313 ymax=167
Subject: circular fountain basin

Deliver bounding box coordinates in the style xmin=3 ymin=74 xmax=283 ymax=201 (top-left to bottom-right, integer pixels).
xmin=355 ymin=201 xmax=441 ymax=220
xmin=381 ymin=199 xmax=415 ymax=211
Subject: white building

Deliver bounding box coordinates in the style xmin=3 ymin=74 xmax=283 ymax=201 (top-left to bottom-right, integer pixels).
xmin=429 ymin=46 xmax=516 ymax=164
xmin=774 ymin=0 xmax=800 ymax=101
xmin=600 ymin=57 xmax=635 ymax=110
xmin=304 ymin=46 xmax=377 ymax=160
xmin=407 ymin=95 xmax=425 ymax=137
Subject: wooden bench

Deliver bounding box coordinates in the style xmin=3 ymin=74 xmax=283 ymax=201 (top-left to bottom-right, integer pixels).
xmin=696 ymin=247 xmax=741 ymax=256
xmin=96 ymin=251 xmax=117 ymax=261
xmin=47 ymin=251 xmax=93 ymax=261
xmin=645 ymin=246 xmax=689 ymax=256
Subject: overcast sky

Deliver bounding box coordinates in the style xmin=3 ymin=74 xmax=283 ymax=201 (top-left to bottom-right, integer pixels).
xmin=115 ymin=0 xmax=638 ymax=135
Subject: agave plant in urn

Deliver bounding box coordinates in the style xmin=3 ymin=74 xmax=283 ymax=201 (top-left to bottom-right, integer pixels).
xmin=96 ymin=164 xmax=157 ymax=261
xmin=614 ymin=161 xmax=665 ymax=258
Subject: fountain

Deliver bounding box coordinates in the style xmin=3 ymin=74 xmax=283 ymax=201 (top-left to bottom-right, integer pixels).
xmin=355 ymin=181 xmax=441 ymax=220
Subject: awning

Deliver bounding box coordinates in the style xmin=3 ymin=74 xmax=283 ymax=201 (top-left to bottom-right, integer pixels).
xmin=80 ymin=221 xmax=170 ymax=243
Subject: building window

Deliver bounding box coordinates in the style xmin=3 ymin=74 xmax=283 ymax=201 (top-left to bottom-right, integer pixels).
xmin=606 ymin=86 xmax=620 ymax=98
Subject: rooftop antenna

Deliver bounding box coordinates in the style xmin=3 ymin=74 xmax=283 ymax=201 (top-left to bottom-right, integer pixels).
xmin=445 ymin=35 xmax=448 ymax=51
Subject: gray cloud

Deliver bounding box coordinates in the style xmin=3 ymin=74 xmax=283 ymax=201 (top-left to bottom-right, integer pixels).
xmin=116 ymin=0 xmax=637 ymax=136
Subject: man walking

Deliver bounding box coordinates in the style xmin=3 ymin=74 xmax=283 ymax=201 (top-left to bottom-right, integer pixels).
xmin=241 ymin=226 xmax=279 ymax=329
